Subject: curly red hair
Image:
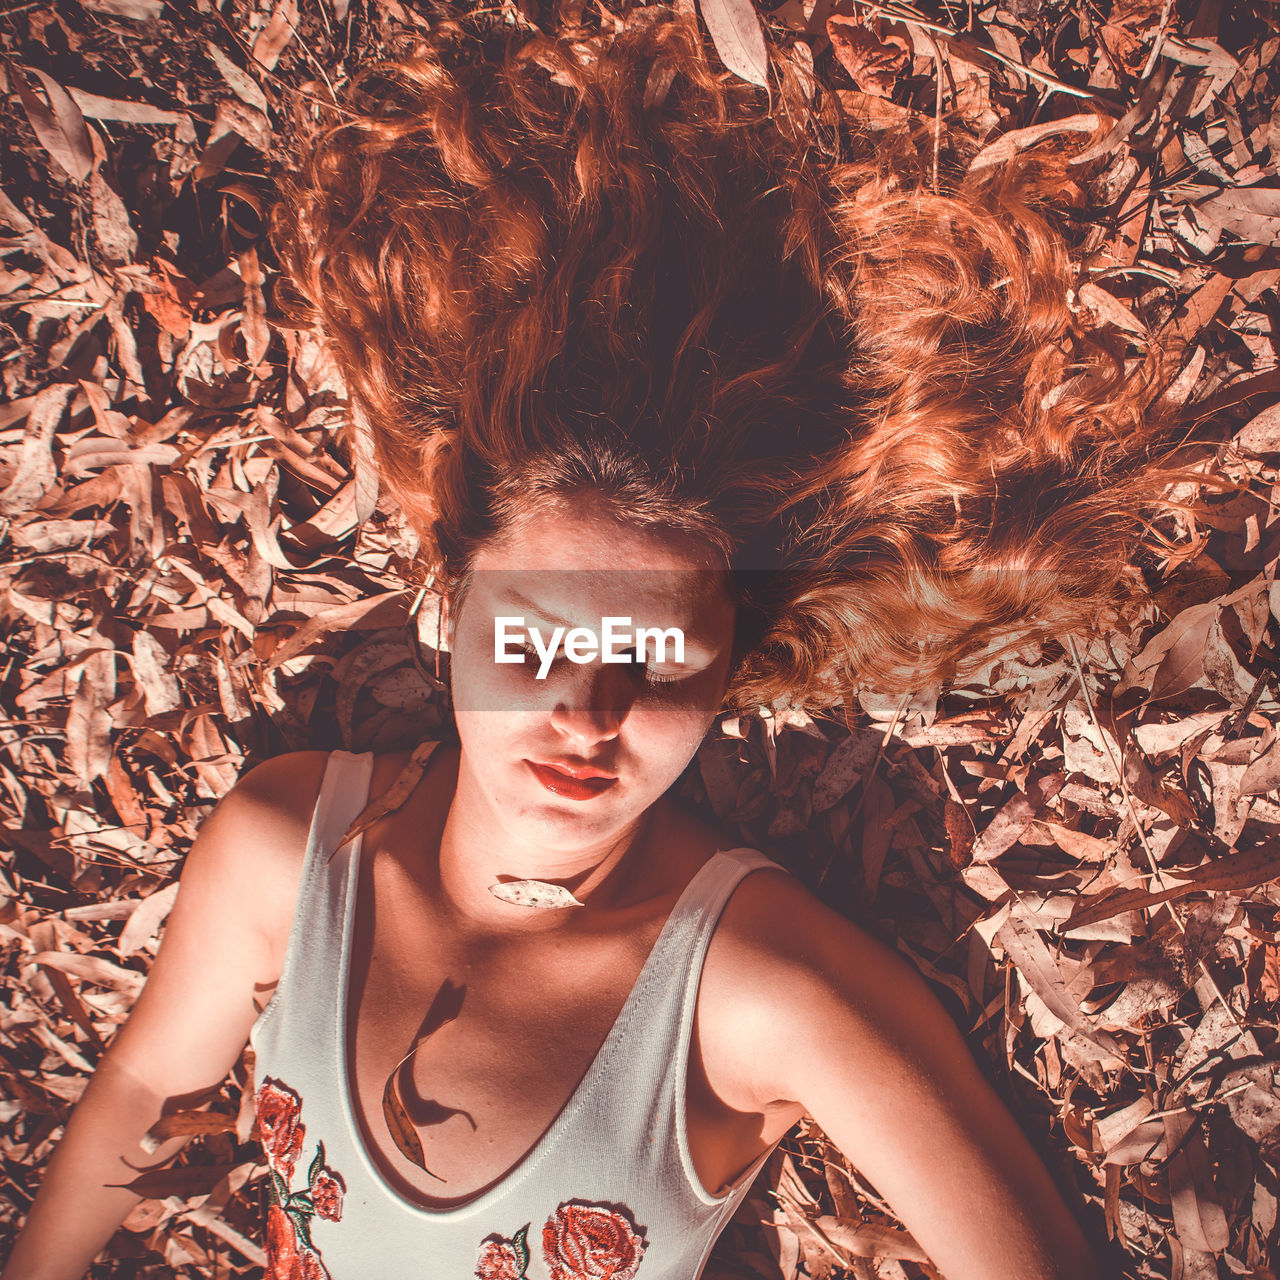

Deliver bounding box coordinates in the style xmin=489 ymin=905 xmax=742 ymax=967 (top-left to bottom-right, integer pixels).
xmin=270 ymin=4 xmax=1173 ymax=712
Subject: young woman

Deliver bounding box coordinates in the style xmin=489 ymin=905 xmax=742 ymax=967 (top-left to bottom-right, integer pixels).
xmin=5 ymin=6 xmax=1168 ymax=1278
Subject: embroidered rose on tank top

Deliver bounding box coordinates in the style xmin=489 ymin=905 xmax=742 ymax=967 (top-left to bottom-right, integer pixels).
xmin=255 ymin=1076 xmax=347 ymax=1280
xmin=258 ymin=1077 xmax=306 ymax=1179
xmin=476 ymin=1224 xmax=532 ymax=1280
xmin=477 ymin=1204 xmax=647 ymax=1280
xmin=542 ymin=1202 xmax=648 ymax=1280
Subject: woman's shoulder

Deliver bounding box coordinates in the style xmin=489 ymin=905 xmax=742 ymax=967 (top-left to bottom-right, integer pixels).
xmin=698 ymin=865 xmax=931 ymax=1100
xmin=185 ymin=752 xmax=333 ymax=908
xmin=178 ymin=747 xmax=434 ymax=966
xmin=711 ymin=861 xmax=854 ymax=974
xmin=212 ymin=745 xmax=424 ymax=846
xmin=209 ymin=749 xmax=334 ymax=854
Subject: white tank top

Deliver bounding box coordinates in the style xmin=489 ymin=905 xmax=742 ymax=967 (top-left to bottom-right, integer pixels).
xmin=249 ymin=749 xmax=786 ymax=1280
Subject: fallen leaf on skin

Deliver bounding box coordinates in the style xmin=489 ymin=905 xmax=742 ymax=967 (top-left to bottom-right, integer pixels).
xmin=488 ymin=880 xmax=586 ymax=908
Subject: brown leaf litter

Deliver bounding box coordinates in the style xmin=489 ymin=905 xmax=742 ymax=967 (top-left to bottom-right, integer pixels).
xmin=1 ymin=0 xmax=1278 ymax=1276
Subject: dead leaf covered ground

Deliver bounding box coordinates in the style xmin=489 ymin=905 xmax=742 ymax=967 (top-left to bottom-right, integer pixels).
xmin=1 ymin=0 xmax=1278 ymax=1276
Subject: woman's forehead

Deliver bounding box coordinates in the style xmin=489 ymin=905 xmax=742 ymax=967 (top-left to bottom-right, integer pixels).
xmin=464 ymin=566 xmax=735 ymax=647
xmin=477 ymin=491 xmax=730 ymax=574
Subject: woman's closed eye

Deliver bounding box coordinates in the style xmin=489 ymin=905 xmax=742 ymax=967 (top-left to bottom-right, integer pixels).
xmin=516 ymin=642 xmax=679 ymax=686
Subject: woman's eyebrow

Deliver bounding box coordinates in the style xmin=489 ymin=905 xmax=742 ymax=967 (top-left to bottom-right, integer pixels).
xmin=499 ymin=589 xmax=574 ymax=630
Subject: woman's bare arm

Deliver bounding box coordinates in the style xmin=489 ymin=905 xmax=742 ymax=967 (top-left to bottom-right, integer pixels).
xmin=2 ymin=752 xmax=328 ymax=1280
xmin=707 ymin=875 xmax=1097 ymax=1280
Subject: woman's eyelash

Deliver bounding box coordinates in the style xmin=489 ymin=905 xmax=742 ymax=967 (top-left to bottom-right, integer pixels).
xmin=516 ymin=643 xmax=678 ymax=685
xmin=639 ymin=665 xmax=677 ymax=686
xmin=618 ymin=647 xmax=678 ymax=685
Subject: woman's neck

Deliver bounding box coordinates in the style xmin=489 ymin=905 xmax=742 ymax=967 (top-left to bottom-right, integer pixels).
xmin=434 ymin=749 xmax=668 ymax=930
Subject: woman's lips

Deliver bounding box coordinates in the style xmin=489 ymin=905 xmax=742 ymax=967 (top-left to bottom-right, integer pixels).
xmin=526 ymin=761 xmax=618 ymax=801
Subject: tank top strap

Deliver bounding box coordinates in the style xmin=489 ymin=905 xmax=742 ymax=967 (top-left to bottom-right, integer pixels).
xmin=662 ymin=847 xmax=783 ymax=986
xmin=658 ymin=847 xmax=784 ymax=1061
xmin=258 ymin=749 xmax=376 ymax=1024
xmin=579 ymin=846 xmax=786 ymax=1199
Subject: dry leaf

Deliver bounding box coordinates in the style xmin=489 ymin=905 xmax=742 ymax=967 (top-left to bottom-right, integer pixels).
xmin=10 ymin=65 xmax=95 ymax=183
xmin=696 ymin=0 xmax=769 ymax=88
xmin=826 ymin=16 xmax=911 ymax=98
xmin=207 ymin=45 xmax=271 ymax=116
xmin=141 ymin=1109 xmax=238 ymax=1154
xmin=488 ymin=880 xmax=586 ymax=908
xmin=381 ymin=1067 xmax=445 ymax=1181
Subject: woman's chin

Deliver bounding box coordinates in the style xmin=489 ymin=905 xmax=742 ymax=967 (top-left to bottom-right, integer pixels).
xmin=498 ymin=785 xmax=646 ymax=850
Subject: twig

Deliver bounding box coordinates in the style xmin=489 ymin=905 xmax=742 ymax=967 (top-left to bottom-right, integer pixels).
xmin=1138 ymin=0 xmax=1178 ymax=81
xmin=817 ymin=691 xmax=911 ymax=887
xmin=1064 ymin=636 xmax=1163 ymax=884
xmin=912 ymin=24 xmax=946 ymax=193
xmin=1065 ymin=636 xmax=1247 ymax=1032
xmin=851 ymin=0 xmax=1107 ymax=101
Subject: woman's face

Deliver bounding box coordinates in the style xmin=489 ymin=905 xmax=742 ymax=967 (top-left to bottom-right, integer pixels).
xmin=446 ymin=492 xmax=737 ymax=855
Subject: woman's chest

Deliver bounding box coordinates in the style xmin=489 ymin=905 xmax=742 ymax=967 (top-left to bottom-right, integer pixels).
xmin=347 ymin=898 xmax=662 ymax=1203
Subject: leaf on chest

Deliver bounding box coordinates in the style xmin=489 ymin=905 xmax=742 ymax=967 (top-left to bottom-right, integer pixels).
xmin=382 ymin=1066 xmax=446 ymax=1182
xmin=488 ymin=879 xmax=585 ymax=908
xmin=333 ymin=739 xmax=440 ymax=861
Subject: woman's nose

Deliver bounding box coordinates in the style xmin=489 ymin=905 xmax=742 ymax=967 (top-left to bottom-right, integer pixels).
xmin=548 ymin=661 xmax=635 ymax=747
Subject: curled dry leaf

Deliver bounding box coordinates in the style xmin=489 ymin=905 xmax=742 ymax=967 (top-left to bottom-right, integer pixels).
xmin=826 ymin=15 xmax=912 ymax=99
xmin=10 ymin=65 xmax=95 ymax=183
